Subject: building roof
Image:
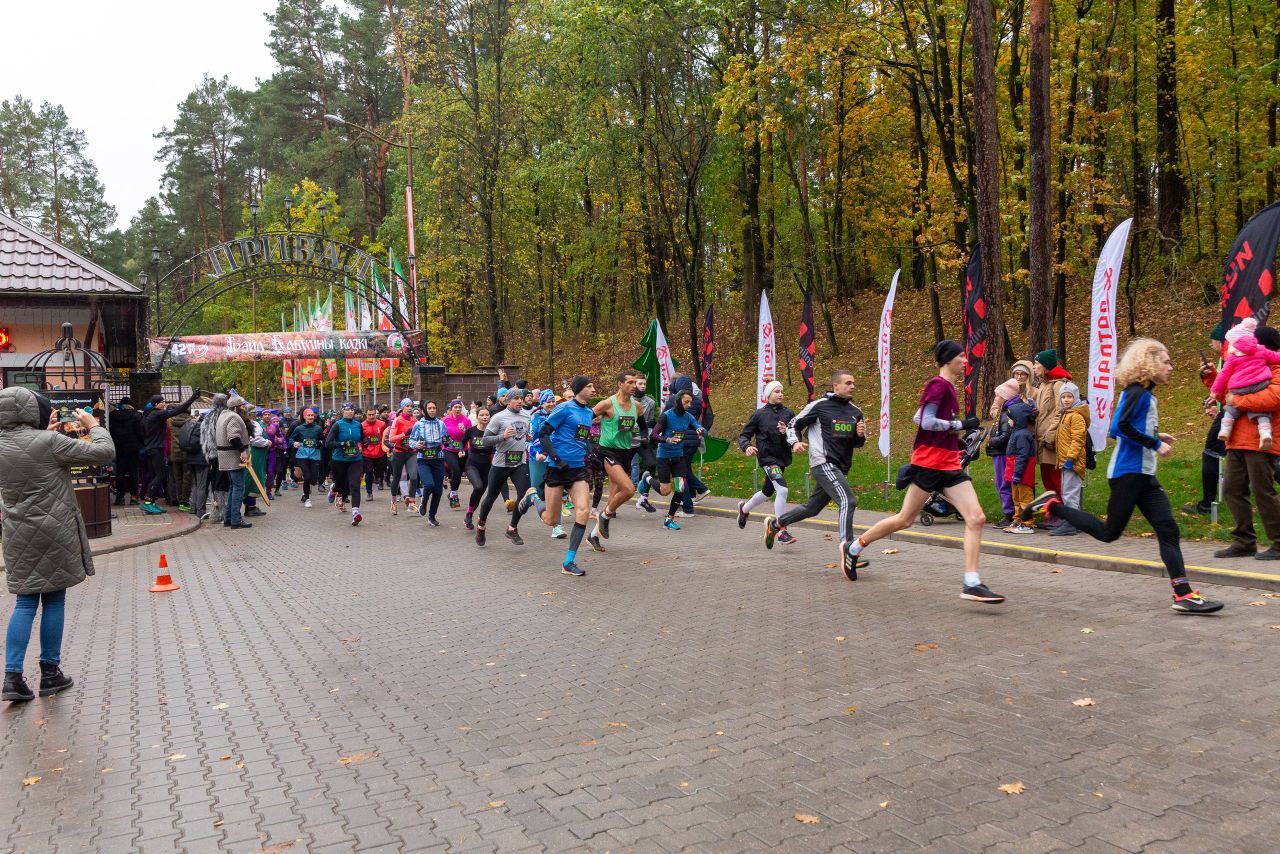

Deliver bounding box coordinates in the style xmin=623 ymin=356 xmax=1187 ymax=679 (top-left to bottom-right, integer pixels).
xmin=0 ymin=210 xmax=143 ymax=297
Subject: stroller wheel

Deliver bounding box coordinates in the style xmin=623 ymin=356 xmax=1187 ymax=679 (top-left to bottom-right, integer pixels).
xmin=920 ymin=512 xmax=934 ymax=526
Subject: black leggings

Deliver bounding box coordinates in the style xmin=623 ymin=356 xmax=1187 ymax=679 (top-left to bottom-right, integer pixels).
xmin=465 ymin=459 xmax=507 ymax=511
xmin=297 ymin=459 xmax=321 ymax=499
xmin=330 ymin=459 xmax=363 ymax=509
xmin=1052 ymin=473 xmax=1187 ymax=586
xmin=478 ymin=465 xmax=530 ymax=528
xmin=445 ymin=450 xmax=464 ymax=492
xmin=390 ymin=450 xmax=418 ymax=497
xmin=364 ymin=456 xmax=388 ymax=494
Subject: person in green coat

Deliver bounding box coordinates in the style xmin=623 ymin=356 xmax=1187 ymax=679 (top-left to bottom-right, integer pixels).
xmin=242 ymin=406 xmax=269 ymax=517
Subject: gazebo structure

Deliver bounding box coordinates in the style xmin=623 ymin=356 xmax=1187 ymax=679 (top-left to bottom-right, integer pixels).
xmin=0 ymin=210 xmax=145 ymax=393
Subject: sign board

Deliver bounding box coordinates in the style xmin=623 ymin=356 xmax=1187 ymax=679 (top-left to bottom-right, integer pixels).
xmin=149 ymin=329 xmax=425 ymax=366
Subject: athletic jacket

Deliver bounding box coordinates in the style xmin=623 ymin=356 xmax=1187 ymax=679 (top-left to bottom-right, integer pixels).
xmin=486 ymin=407 xmax=531 ymax=467
xmin=1108 ymin=382 xmax=1161 ymax=477
xmin=786 ymin=392 xmax=866 ymax=474
xmin=631 ymin=394 xmax=658 ymax=447
xmin=287 ymin=421 xmax=325 ymax=461
xmin=408 ymin=416 xmax=449 ymax=460
xmin=540 ymin=399 xmax=594 ymax=468
xmin=361 ymin=418 xmax=387 ymax=459
xmin=326 ymin=417 xmax=364 ymax=462
xmin=738 ymin=402 xmax=795 ymax=468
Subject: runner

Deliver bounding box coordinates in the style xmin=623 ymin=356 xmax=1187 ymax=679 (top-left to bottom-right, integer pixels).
xmin=387 ymin=398 xmax=418 ymax=515
xmin=475 ymin=390 xmax=533 ymax=546
xmin=736 ymin=380 xmax=797 ymax=543
xmin=408 ymin=401 xmax=447 ymax=526
xmin=520 ymin=375 xmax=597 ymax=576
xmin=462 ymin=407 xmax=498 ymax=530
xmin=638 ymin=388 xmax=703 ymax=532
xmin=841 ymin=341 xmax=1004 ymax=603
xmin=763 ymin=370 xmax=869 ymax=576
xmin=362 ymin=407 xmax=387 ymax=500
xmin=1024 ymin=338 xmax=1224 ymax=614
xmin=326 ymin=403 xmax=365 ymax=526
xmin=443 ymin=399 xmax=471 ymax=510
xmin=286 ymin=407 xmax=324 ymax=507
xmin=590 ymin=370 xmax=643 ymax=547
xmin=631 ymin=375 xmax=659 ymax=513
xmin=529 ymin=389 xmax=566 ymax=539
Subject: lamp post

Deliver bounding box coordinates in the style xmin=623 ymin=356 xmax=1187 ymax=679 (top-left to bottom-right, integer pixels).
xmin=284 ymin=194 xmax=293 ymax=232
xmin=325 ymin=113 xmax=417 ymax=327
xmin=249 ymin=197 xmax=259 ymax=235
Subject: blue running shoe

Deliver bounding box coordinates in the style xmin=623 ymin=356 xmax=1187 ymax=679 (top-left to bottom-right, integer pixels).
xmin=663 ymin=517 xmax=681 ymax=531
xmin=561 ymin=561 xmax=585 ymax=577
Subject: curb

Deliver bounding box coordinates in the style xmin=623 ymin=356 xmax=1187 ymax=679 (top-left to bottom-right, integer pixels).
xmin=90 ymin=514 xmax=203 ymax=559
xmin=695 ymin=504 xmax=1280 ymax=593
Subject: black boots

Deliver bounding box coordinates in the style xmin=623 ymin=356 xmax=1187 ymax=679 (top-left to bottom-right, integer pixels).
xmin=38 ymin=661 xmax=73 ymax=697
xmin=3 ymin=672 xmax=34 ymax=702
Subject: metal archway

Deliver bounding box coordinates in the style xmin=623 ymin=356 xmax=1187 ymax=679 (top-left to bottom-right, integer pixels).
xmin=147 ymin=231 xmax=424 ymax=371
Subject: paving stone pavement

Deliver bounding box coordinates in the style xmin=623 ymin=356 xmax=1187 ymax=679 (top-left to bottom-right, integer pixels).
xmin=3 ymin=488 xmax=1280 ymax=853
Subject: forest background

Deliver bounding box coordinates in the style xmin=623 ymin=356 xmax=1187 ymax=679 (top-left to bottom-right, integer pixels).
xmin=2 ymin=0 xmax=1278 ymax=536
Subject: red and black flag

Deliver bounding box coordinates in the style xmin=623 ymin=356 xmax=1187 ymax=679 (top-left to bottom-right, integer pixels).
xmin=1220 ymin=201 xmax=1280 ymax=332
xmin=798 ymin=289 xmax=816 ymax=401
xmin=699 ymin=306 xmax=714 ymax=426
xmin=962 ymin=245 xmax=987 ymax=419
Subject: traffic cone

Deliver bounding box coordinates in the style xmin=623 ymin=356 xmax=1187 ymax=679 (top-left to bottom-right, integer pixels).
xmin=149 ymin=554 xmax=180 ymax=593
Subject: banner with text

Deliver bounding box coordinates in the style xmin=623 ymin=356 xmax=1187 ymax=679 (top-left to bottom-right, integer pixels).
xmin=757 ymin=290 xmax=777 ymax=407
xmin=1087 ymin=218 xmax=1132 ymax=452
xmin=877 ymin=270 xmax=900 ymax=459
xmin=150 ymin=329 xmax=424 ymax=366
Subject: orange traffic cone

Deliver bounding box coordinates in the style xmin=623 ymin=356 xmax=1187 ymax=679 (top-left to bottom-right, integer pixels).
xmin=149 ymin=554 xmax=180 ymax=592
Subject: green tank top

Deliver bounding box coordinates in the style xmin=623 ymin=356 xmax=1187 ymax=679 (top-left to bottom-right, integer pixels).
xmin=599 ymin=395 xmax=637 ymax=449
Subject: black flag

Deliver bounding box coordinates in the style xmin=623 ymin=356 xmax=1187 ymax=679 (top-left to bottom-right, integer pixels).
xmin=1220 ymin=201 xmax=1280 ymax=331
xmin=798 ymin=289 xmax=816 ymax=402
xmin=962 ymin=245 xmax=987 ymax=419
xmin=699 ymin=306 xmax=714 ymax=427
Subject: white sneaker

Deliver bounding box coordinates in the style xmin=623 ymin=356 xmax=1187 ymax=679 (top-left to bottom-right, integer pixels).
xmin=676 ymin=509 xmax=695 ymax=518
xmin=304 ymin=499 xmax=313 ymax=508
xmin=351 ymin=508 xmax=362 ymax=526
xmin=692 ymin=489 xmax=710 ymax=504
xmin=551 ymin=524 xmax=567 ymax=539
xmin=1006 ymin=524 xmax=1035 ymax=534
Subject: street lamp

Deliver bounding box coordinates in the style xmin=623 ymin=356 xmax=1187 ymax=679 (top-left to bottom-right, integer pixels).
xmin=284 ymin=194 xmax=293 ymax=232
xmin=317 ymin=201 xmax=327 ymax=239
xmin=249 ymin=197 xmax=259 ymax=235
xmin=150 ymin=246 xmax=161 ymax=336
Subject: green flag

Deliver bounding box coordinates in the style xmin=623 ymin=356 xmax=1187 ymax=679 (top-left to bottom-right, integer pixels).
xmin=632 ymin=319 xmax=678 ymax=404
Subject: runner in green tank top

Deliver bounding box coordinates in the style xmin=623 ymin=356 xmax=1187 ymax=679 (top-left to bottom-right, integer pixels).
xmin=591 ymin=370 xmax=644 ymax=541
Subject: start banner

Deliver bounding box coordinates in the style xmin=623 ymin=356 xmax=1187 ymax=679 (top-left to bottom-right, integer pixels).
xmin=150 ymin=329 xmax=423 ymax=366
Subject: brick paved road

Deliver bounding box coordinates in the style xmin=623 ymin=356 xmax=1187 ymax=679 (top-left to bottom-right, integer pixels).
xmin=3 ymin=490 xmax=1279 ymax=852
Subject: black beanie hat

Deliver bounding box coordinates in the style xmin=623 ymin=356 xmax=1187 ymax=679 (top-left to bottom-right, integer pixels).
xmin=934 ymin=339 xmax=963 ymax=365
xmin=571 ymin=375 xmax=592 ymax=395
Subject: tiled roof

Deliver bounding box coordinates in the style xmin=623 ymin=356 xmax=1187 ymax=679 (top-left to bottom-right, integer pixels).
xmin=0 ymin=210 xmax=142 ymax=296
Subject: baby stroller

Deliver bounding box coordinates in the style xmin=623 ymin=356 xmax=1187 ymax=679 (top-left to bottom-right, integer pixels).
xmin=918 ymin=425 xmax=988 ymax=526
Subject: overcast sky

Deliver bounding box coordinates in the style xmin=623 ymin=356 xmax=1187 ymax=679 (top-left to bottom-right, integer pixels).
xmin=0 ymin=0 xmax=278 ymax=230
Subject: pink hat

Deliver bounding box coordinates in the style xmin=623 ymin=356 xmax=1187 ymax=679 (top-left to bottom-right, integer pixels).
xmin=1225 ymin=317 xmax=1258 ymax=347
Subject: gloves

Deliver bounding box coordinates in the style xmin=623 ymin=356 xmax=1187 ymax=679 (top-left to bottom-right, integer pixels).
xmin=960 ymin=417 xmax=981 ymax=431
xmin=1063 ymin=459 xmax=1074 ymax=471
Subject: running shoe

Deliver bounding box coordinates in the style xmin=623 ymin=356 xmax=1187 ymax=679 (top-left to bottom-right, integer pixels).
xmin=676 ymin=509 xmax=695 ymax=518
xmin=475 ymin=526 xmax=487 ymax=547
xmin=178 ymin=503 xmax=191 ymax=513
xmin=517 ymin=487 xmax=540 ymax=514
xmin=304 ymin=499 xmax=313 ymax=508
xmin=991 ymin=515 xmax=1013 ymax=529
xmin=777 ymin=531 xmax=798 ymax=545
xmin=588 ymin=533 xmax=607 ymax=551
xmin=464 ymin=512 xmax=474 ymax=530
xmin=336 ymin=499 xmax=345 ymax=512
xmin=763 ymin=516 xmax=780 ymax=549
xmin=391 ymin=498 xmax=399 ymax=516
xmin=961 ymin=583 xmax=1006 ymax=603
xmin=551 ymin=524 xmax=566 ymax=539
xmin=637 ymin=497 xmax=656 ymax=513
xmin=406 ymin=499 xmax=418 ymax=514
xmin=637 ymin=473 xmax=652 ymax=495
xmin=1171 ymin=590 xmax=1224 ymax=614
xmin=505 ymin=528 xmax=524 ymax=546
xmin=597 ymin=511 xmax=611 ymax=539
xmin=351 ymin=508 xmax=362 ymax=527
xmin=1020 ymin=490 xmax=1060 ymax=522
xmin=664 ymin=517 xmax=681 ymax=531
xmin=300 ymin=493 xmax=308 ymax=503
xmin=561 ymin=561 xmax=585 ymax=577
xmin=693 ymin=488 xmax=710 ymax=504
xmin=139 ymin=501 xmax=163 ymax=515
xmin=427 ymin=516 xmax=440 ymax=527
xmin=327 ymin=486 xmax=336 ymax=504
xmin=449 ymin=492 xmax=460 ymax=509
xmin=419 ymin=501 xmax=427 ymax=517
xmin=839 ymin=541 xmax=869 ymax=580
xmin=1004 ymin=524 xmax=1035 ymax=534
xmin=737 ymin=501 xmax=749 ymax=528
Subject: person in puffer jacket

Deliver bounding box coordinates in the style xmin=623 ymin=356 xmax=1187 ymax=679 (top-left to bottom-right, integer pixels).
xmin=1211 ymin=316 xmax=1280 ymax=448
xmin=734 ymin=381 xmax=798 ymax=542
xmin=1003 ymin=399 xmax=1038 ymax=533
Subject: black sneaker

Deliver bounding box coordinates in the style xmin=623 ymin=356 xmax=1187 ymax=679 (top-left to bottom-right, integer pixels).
xmin=1256 ymin=545 xmax=1280 ymax=560
xmin=841 ymin=543 xmax=860 ymax=581
xmin=587 ymin=533 xmax=606 ymax=552
xmin=561 ymin=561 xmax=585 ymax=577
xmin=1020 ymin=491 xmax=1060 ymax=522
xmin=464 ymin=512 xmax=474 ymax=531
xmin=961 ymin=583 xmax=1006 ymax=604
xmin=1214 ymin=544 xmax=1257 ymax=558
xmin=505 ymin=528 xmax=524 ymax=546
xmin=1171 ymin=591 xmax=1224 ymax=614
xmin=991 ymin=515 xmax=1013 ymax=529
xmin=637 ymin=497 xmax=656 ymax=513
xmin=764 ymin=516 xmax=779 ymax=549
xmin=475 ymin=526 xmax=487 ymax=547
xmin=427 ymin=516 xmax=440 ymax=527
xmin=776 ymin=531 xmax=798 ymax=545
xmin=449 ymin=493 xmax=460 ymax=509
xmin=2 ymin=672 xmax=34 ymax=702
xmin=737 ymin=501 xmax=749 ymax=529
xmin=597 ymin=511 xmax=611 ymax=539
xmin=1181 ymin=501 xmax=1212 ymax=515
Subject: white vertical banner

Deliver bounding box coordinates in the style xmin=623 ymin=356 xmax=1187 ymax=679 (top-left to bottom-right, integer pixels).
xmin=654 ymin=320 xmax=677 ymax=406
xmin=1087 ymin=218 xmax=1132 ymax=452
xmin=877 ymin=269 xmax=900 ymax=459
xmin=756 ymin=290 xmax=777 ymax=406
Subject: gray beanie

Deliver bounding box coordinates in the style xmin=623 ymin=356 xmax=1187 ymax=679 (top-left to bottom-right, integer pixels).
xmin=1059 ymin=381 xmax=1080 ymax=403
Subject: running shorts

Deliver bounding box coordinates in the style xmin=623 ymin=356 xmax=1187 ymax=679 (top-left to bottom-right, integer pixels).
xmin=656 ymin=456 xmax=692 ymax=484
xmin=544 ymin=464 xmax=589 ymax=489
xmin=599 ymin=446 xmax=635 ymax=470
xmin=901 ymin=464 xmax=970 ymax=494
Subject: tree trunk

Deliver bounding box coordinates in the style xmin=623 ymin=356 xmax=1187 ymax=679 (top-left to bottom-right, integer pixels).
xmin=1027 ymin=0 xmax=1053 ymax=355
xmin=1155 ymin=0 xmax=1187 ymax=253
xmin=970 ymin=0 xmax=1007 ymax=407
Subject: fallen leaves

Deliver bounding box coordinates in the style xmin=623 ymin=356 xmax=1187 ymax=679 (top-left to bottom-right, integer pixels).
xmin=336 ymin=751 xmax=378 ymax=765
xmin=1270 ymin=625 xmax=1280 ymax=630
xmin=997 ymin=781 xmax=1026 ymax=795
xmin=834 ymin=636 xmax=847 ymax=642
xmin=881 ymin=548 xmax=899 ymax=555
xmin=260 ymin=842 xmax=299 ymax=854
xmin=714 ymin=731 xmax=724 ymax=736
xmin=605 ymin=721 xmax=628 ymax=728
xmin=1072 ymin=698 xmax=1097 ymax=707
xmin=1261 ymin=593 xmax=1280 ymax=599
xmin=484 ymin=800 xmax=506 ymax=810
xmin=912 ymin=642 xmax=940 ymax=652
xmin=168 ymin=753 xmax=187 ymax=761
xmin=846 ymin=706 xmax=859 ymax=713
xmin=219 ymin=755 xmax=232 ymax=761
xmin=823 ymin=563 xmax=838 ymax=569
xmin=1247 ymin=601 xmax=1268 ymax=607
xmin=794 ymin=813 xmax=821 ymax=824
xmin=541 ymin=591 xmax=558 ymax=596
xmin=1051 ymin=568 xmax=1064 ymax=574
xmin=339 ymin=636 xmax=361 ymax=643
xmin=1080 ymin=627 xmax=1095 ymax=634
xmin=21 ymin=776 xmax=40 ymax=786
xmin=879 ymin=801 xmax=890 ymax=809
xmin=212 ymin=703 xmax=229 ymax=710
xmin=576 ymin=739 xmax=599 ymax=747
xmin=678 ymin=782 xmax=689 ymax=788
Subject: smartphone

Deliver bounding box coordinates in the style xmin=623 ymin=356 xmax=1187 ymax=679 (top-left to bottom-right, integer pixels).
xmin=1199 ymin=349 xmax=1210 ymax=364
xmin=57 ymin=406 xmax=77 ymax=424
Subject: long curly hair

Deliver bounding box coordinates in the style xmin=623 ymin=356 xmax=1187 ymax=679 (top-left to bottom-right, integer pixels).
xmin=1114 ymin=338 xmax=1169 ymax=388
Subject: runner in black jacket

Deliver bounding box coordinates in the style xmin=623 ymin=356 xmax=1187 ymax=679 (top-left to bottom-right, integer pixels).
xmin=736 ymin=381 xmax=798 ymax=543
xmin=764 ymin=372 xmax=867 ymax=573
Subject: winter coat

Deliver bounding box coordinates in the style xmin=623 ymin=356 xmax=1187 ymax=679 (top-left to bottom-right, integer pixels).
xmin=180 ymin=416 xmax=208 ymax=466
xmin=1056 ymin=403 xmax=1091 ymax=469
xmin=168 ymin=412 xmax=190 ymax=464
xmin=215 ymin=408 xmax=250 ymax=471
xmin=737 ymin=402 xmax=796 ymax=468
xmin=1033 ymin=365 xmax=1073 ymax=464
xmin=1004 ymin=400 xmax=1038 ymax=486
xmin=1218 ymin=364 xmax=1280 ymax=456
xmin=108 ymin=405 xmax=144 ymax=457
xmin=0 ymin=387 xmax=115 ymax=594
xmin=988 ymin=360 xmax=1034 ymax=420
xmin=143 ymin=391 xmax=198 ymax=452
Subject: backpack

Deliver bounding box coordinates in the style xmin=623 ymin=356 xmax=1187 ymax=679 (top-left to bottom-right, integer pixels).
xmin=1085 ymin=430 xmax=1097 ymax=470
xmin=985 ymin=408 xmax=1011 ymax=457
xmin=179 ymin=418 xmax=203 ymax=456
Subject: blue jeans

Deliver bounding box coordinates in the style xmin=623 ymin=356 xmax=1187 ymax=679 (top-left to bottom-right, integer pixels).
xmin=5 ymin=590 xmax=66 ymax=673
xmin=226 ymin=467 xmax=246 ymax=524
xmin=416 ymin=457 xmax=445 ymax=518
